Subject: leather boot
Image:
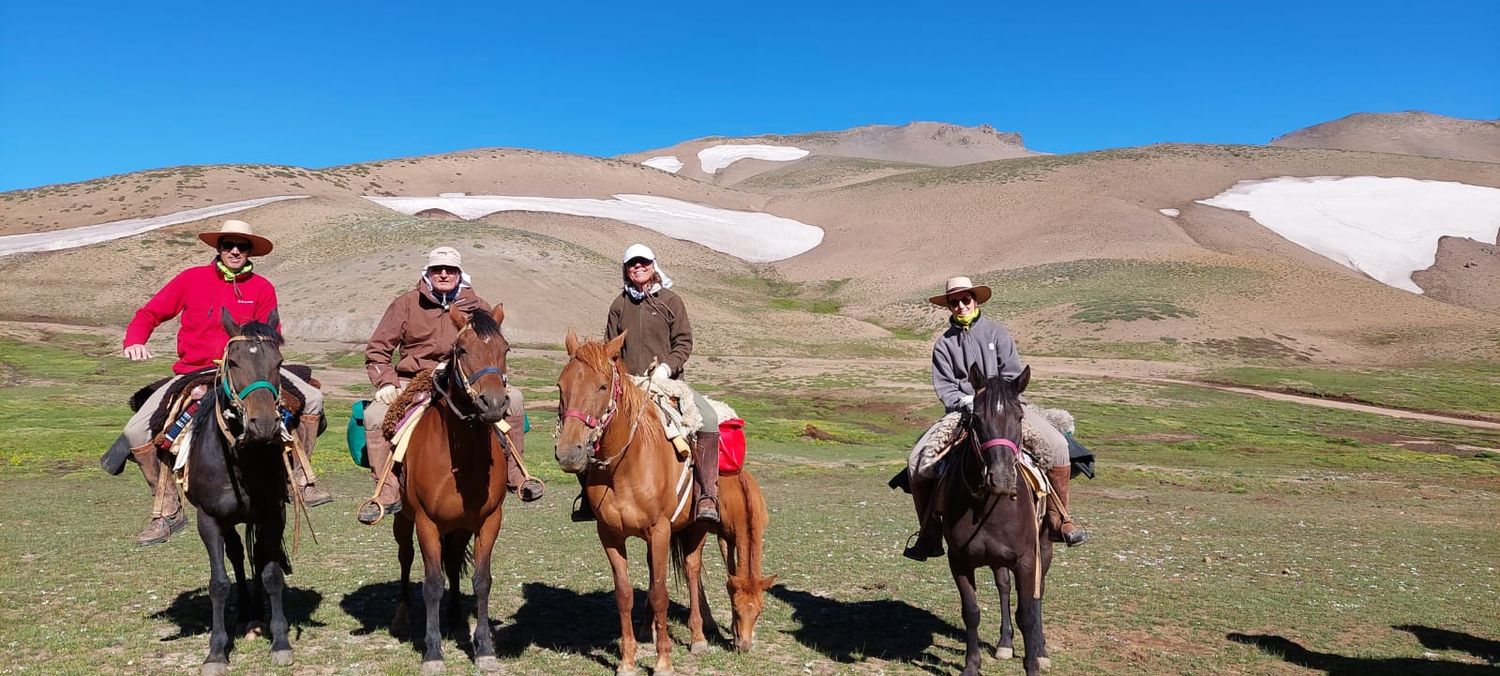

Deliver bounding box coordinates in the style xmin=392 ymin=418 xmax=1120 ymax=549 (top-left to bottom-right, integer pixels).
xmin=570 ymin=471 xmax=594 ymax=522
xmin=902 ymin=477 xmax=944 ymax=561
xmin=132 ymin=443 xmax=186 ymax=545
xmin=1046 ymin=466 xmax=1089 ymax=547
xmin=359 ymin=416 xmax=402 ymax=525
xmin=292 ymin=414 xmax=333 ymax=508
xmin=504 ymin=413 xmax=544 ymax=502
xmin=693 ymin=429 xmax=721 ymax=523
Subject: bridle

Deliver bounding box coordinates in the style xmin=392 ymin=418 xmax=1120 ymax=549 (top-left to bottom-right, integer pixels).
xmin=961 ymin=398 xmax=1022 ymax=499
xmin=214 ymin=334 xmax=282 ymax=446
xmin=559 ymin=358 xmax=641 ymax=467
xmin=433 ymin=323 xmax=509 ymax=422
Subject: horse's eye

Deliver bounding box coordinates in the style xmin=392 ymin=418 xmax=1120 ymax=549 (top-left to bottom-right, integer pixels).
xmin=225 ymin=360 xmax=237 ymax=369
xmin=598 ymin=383 xmax=607 ymax=392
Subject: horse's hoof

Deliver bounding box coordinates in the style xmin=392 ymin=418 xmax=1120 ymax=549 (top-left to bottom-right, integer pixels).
xmin=615 ymin=666 xmax=637 ymax=676
xmin=200 ymin=662 xmax=228 ymax=676
xmin=690 ymin=640 xmax=709 ymax=655
xmin=995 ymin=646 xmax=1014 ymax=660
xmin=421 ymin=660 xmax=446 ymax=676
xmin=475 ymin=656 xmax=503 ymax=672
xmin=1037 ymin=655 xmax=1052 ymax=670
xmin=270 ymin=649 xmax=293 ymax=667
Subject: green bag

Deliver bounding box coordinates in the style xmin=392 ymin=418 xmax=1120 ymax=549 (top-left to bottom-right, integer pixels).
xmin=347 ymin=400 xmax=371 ymax=469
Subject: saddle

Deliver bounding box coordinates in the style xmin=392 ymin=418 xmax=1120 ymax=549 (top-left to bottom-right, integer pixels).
xmin=381 ymin=369 xmax=437 ymax=441
xmin=130 ymin=364 xmax=321 ymax=441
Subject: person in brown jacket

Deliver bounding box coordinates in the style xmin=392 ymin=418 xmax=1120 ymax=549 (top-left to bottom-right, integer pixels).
xmin=571 ymin=243 xmax=721 ymax=523
xmin=357 ymin=246 xmax=543 ymax=524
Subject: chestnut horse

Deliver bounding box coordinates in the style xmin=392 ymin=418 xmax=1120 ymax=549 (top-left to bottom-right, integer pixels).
xmin=943 ymin=364 xmax=1053 ymax=676
xmin=391 ymin=306 xmax=513 ymax=675
xmin=556 ymin=332 xmax=774 ymax=676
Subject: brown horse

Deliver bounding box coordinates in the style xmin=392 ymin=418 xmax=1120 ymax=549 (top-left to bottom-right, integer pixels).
xmin=391 ymin=306 xmax=513 ymax=675
xmin=942 ymin=364 xmax=1053 ymax=676
xmin=556 ymin=331 xmax=774 ymax=675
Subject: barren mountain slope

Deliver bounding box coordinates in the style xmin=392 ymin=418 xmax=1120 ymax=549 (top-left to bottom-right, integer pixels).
xmin=1270 ymin=112 xmax=1500 ymax=163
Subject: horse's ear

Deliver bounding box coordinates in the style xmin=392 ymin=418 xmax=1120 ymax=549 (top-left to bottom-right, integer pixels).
xmin=760 ymin=574 xmax=778 ymax=592
xmin=265 ymin=308 xmax=280 ymax=333
xmin=491 ymin=304 xmax=504 ymax=325
xmin=220 ymin=308 xmax=241 ymax=337
xmin=448 ymin=305 xmax=466 ymax=329
xmin=605 ymin=330 xmax=628 ymax=360
xmin=967 ymin=361 xmax=985 ymax=394
xmin=565 ymin=330 xmax=579 ymax=356
xmin=1013 ymin=365 xmax=1031 ymax=395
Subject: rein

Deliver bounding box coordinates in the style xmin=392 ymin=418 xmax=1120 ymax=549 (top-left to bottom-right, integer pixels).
xmin=432 ymin=324 xmax=509 ymax=422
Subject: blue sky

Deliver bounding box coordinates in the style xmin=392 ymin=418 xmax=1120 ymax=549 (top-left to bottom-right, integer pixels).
xmin=1 ymin=1 xmax=1496 ymax=191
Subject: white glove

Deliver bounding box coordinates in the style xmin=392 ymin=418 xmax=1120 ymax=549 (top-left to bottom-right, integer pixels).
xmin=651 ymin=363 xmax=672 ymax=382
xmin=375 ymin=384 xmax=399 ymax=405
xmin=123 ymin=344 xmax=153 ymax=361
xmin=957 ymin=394 xmax=975 ymax=412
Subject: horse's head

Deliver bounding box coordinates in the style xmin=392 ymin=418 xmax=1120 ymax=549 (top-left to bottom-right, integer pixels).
xmin=967 ymin=362 xmax=1030 ymax=498
xmin=726 ymin=572 xmax=777 ymax=652
xmin=219 ymin=308 xmax=285 ymax=444
xmin=449 ymin=305 xmax=511 ymax=423
xmin=555 ymin=330 xmax=628 ymax=473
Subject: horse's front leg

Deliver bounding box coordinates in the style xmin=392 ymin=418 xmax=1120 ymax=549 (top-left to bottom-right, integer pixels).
xmin=993 ymin=565 xmax=1014 ymax=660
xmin=393 ymin=514 xmax=415 ymax=637
xmin=221 ymin=526 xmax=252 ymax=635
xmin=254 ymin=519 xmax=293 ymax=667
xmin=1015 ymin=558 xmax=1047 ymax=676
xmin=647 ymin=523 xmax=675 ymax=675
xmin=948 ymin=559 xmax=983 ymax=676
xmin=414 ymin=516 xmax=448 ymax=674
xmin=600 ymin=531 xmax=637 ymax=675
xmin=470 ymin=510 xmax=504 ymax=672
xmin=197 ymin=515 xmax=232 ymax=676
xmin=678 ymin=525 xmax=711 ymax=654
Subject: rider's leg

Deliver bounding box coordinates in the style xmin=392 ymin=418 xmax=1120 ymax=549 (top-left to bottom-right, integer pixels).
xmin=357 ymin=389 xmax=403 ymax=524
xmin=124 ymin=376 xmax=186 ymax=545
xmin=1023 ymin=404 xmax=1089 ymax=546
xmin=503 ymin=386 xmax=543 ymax=501
xmin=281 ymin=369 xmax=332 ymax=508
xmin=691 ymin=391 xmax=720 ymax=523
xmin=902 ymin=474 xmax=944 ymax=561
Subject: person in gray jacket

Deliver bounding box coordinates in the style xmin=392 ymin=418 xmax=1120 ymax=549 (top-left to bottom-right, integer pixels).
xmin=904 ymin=277 xmax=1089 ymax=561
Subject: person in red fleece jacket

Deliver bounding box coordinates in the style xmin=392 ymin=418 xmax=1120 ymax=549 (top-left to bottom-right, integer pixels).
xmin=120 ymin=220 xmax=329 ymax=545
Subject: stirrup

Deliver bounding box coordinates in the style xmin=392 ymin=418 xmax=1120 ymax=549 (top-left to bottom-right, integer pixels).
xmin=570 ymin=494 xmax=595 ymax=522
xmin=901 ymin=531 xmax=944 ymax=562
xmin=357 ymin=498 xmax=401 ymax=525
xmin=517 ymin=477 xmax=545 ymax=503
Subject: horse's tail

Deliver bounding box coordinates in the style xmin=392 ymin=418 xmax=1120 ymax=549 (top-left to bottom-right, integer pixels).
xmin=670 ymin=529 xmax=691 ymax=590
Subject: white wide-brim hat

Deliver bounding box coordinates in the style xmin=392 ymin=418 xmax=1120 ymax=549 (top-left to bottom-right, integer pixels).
xmin=199 ymin=219 xmax=273 ymax=257
xmin=928 ymin=276 xmax=992 ymax=307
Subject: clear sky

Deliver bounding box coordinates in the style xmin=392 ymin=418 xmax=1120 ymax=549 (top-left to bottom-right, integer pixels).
xmin=1 ymin=0 xmax=1496 ymax=191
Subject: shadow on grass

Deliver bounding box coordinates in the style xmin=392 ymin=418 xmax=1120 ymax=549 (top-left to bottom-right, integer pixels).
xmin=1394 ymin=625 xmax=1500 ymax=666
xmin=1228 ymin=632 xmax=1495 ymax=675
xmin=494 ymin=582 xmax=710 ymax=671
xmin=149 ymin=585 xmax=325 ymax=641
xmin=768 ymin=584 xmax=962 ymax=674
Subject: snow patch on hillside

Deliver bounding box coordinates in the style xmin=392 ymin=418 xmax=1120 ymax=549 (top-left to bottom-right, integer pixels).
xmin=697 ymin=144 xmax=809 ymax=174
xmin=0 ymin=196 xmax=309 ymax=257
xmin=641 ymin=156 xmax=684 ymax=173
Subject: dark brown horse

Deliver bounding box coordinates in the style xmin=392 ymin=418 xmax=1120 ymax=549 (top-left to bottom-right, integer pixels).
xmin=556 ymin=332 xmax=774 ymax=675
xmin=391 ymin=306 xmax=513 ymax=675
xmin=942 ymin=364 xmax=1053 ymax=676
xmin=187 ymin=310 xmax=296 ymax=676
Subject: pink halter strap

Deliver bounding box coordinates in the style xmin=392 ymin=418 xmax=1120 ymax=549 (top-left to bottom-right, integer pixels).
xmin=979 ymin=437 xmax=1021 ymax=456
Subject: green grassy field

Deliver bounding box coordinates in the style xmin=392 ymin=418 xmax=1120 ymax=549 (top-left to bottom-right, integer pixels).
xmin=1 ymin=332 xmax=1496 ymax=674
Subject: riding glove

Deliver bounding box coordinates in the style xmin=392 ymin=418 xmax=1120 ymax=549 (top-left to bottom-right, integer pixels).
xmin=375 ymin=384 xmax=399 ymax=404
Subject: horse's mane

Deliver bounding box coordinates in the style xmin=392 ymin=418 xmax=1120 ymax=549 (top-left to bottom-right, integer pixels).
xmin=466 ymin=309 xmax=504 ymax=341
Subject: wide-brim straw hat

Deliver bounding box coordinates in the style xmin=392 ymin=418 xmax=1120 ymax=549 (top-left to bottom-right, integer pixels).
xmin=928 ymin=276 xmax=992 ymax=307
xmin=198 ymin=219 xmax=273 ymax=257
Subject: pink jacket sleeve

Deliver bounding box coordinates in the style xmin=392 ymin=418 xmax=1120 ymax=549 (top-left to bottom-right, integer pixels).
xmin=123 ymin=272 xmax=187 ymax=347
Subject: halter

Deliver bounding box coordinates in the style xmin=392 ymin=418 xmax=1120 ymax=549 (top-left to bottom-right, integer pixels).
xmin=214 ymin=334 xmax=282 ymax=446
xmin=434 ymin=323 xmax=509 ymax=421
xmin=559 ymin=358 xmax=643 ymax=467
xmin=979 ymin=437 xmax=1021 ymax=456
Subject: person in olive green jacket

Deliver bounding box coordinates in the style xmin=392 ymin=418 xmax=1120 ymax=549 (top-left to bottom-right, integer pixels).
xmin=572 ymin=243 xmax=721 ymax=523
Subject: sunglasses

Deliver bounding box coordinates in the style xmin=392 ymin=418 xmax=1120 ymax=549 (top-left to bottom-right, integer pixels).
xmin=428 ymin=266 xmax=461 ymax=276
xmin=947 ymin=294 xmax=977 ymax=309
xmin=625 ymin=258 xmax=654 ymax=268
xmin=218 ymin=240 xmax=253 ymax=253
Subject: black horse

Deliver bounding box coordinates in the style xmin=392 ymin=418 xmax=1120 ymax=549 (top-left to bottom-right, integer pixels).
xmin=942 ymin=364 xmax=1053 ymax=676
xmin=186 ymin=309 xmax=298 ymax=676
